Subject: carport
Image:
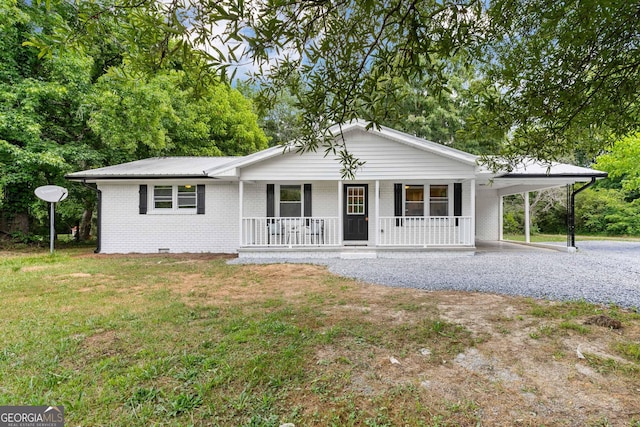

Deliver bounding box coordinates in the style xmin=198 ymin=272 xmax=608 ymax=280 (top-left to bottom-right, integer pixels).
xmin=475 ymin=160 xmax=608 ymax=249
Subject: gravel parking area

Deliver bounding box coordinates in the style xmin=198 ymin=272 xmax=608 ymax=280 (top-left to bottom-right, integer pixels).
xmin=231 ymin=241 xmax=640 ymax=309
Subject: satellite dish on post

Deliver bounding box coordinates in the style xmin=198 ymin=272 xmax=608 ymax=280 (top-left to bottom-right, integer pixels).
xmin=35 ymin=185 xmax=68 ymax=203
xmin=35 ymin=185 xmax=69 ymax=253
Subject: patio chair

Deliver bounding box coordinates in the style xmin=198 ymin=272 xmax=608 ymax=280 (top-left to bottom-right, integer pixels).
xmin=305 ymin=219 xmax=324 ymax=244
xmin=267 ymin=219 xmax=283 ymax=244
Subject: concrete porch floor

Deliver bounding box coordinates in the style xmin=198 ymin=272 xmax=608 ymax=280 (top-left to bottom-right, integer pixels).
xmin=475 ymin=240 xmax=573 ymax=253
xmin=237 ymin=240 xmax=571 ymax=259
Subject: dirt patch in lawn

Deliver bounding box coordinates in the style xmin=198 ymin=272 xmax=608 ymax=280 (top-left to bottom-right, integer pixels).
xmin=173 ymin=262 xmax=639 ymax=424
xmin=74 ymin=254 xmax=640 ymax=425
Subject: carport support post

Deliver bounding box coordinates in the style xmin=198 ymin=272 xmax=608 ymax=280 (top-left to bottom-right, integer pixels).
xmin=239 ymin=180 xmax=244 ymax=248
xmin=568 ymin=177 xmax=596 ymax=249
xmin=337 ymin=180 xmax=343 ymax=244
xmin=524 ymin=192 xmax=530 ymax=243
xmin=374 ymin=180 xmax=380 ymax=246
xmin=499 ymin=195 xmax=504 ymax=241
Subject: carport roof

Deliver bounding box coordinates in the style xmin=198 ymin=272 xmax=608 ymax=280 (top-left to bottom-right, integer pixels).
xmin=476 ymin=159 xmax=607 ymax=196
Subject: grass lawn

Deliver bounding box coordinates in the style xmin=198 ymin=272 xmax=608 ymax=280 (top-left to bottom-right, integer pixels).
xmin=1 ymin=249 xmax=639 ymax=426
xmin=503 ymin=233 xmax=640 ymax=243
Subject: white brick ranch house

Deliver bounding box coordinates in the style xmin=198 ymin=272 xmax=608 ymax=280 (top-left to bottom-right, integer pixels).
xmin=66 ymin=121 xmax=606 ymax=257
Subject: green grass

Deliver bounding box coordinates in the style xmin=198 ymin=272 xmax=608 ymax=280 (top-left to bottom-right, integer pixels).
xmin=2 ymin=249 xmax=639 ymax=425
xmin=615 ymin=341 xmax=640 ymax=363
xmin=0 ymin=249 xmax=485 ymax=426
xmin=526 ymin=298 xmax=609 ymax=319
xmin=503 ymin=233 xmax=640 ymax=243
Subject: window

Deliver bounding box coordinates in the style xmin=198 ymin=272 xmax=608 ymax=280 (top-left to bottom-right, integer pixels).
xmin=405 ymin=185 xmax=424 ymax=216
xmin=430 ymin=185 xmax=449 ymax=216
xmin=177 ymin=185 xmax=196 ymax=209
xmin=279 ymin=185 xmax=301 ymax=217
xmin=154 ymin=186 xmax=173 ymax=209
xmin=346 ymin=186 xmax=365 ymax=214
xmin=153 ymin=185 xmax=199 ymax=212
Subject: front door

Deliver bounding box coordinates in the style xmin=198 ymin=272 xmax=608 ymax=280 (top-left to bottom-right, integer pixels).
xmin=343 ymin=184 xmax=368 ymax=241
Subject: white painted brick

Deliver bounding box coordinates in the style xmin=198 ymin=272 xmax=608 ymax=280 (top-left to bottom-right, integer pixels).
xmin=97 ymin=179 xmax=490 ymax=253
xmin=476 ymin=189 xmax=500 ymax=240
xmin=98 ymin=182 xmax=238 ymax=254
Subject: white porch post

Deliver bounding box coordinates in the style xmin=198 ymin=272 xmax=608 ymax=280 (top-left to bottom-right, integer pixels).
xmin=499 ymin=195 xmax=504 ymax=241
xmin=524 ymin=191 xmax=531 ymax=243
xmin=337 ymin=180 xmax=343 ymax=245
xmin=239 ymin=180 xmax=244 ymax=247
xmin=374 ymin=180 xmax=380 ymax=246
xmin=470 ymin=179 xmax=476 ymax=246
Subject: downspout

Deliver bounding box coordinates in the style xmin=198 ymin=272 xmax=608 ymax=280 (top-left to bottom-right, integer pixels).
xmin=80 ymin=180 xmax=101 ymax=254
xmin=567 ymin=177 xmax=596 ymax=248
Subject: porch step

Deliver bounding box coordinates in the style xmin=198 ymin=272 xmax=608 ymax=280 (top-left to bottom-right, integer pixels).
xmin=339 ymin=250 xmax=377 ymax=259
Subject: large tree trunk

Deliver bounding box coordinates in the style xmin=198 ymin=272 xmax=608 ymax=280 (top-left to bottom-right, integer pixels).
xmin=0 ymin=212 xmax=30 ymax=235
xmin=79 ymin=208 xmax=93 ymax=241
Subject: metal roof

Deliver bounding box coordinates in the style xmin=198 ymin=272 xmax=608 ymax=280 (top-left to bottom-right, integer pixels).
xmin=66 ymin=157 xmax=237 ymax=180
xmin=65 ymin=129 xmax=607 ymax=184
xmin=498 ymin=160 xmax=608 ymax=178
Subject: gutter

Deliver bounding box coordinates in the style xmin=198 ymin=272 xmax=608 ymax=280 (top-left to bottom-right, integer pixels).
xmin=567 ymin=177 xmax=597 ymax=248
xmin=65 ymin=174 xmax=219 ymax=181
xmin=500 ymin=173 xmax=609 ymax=178
xmin=79 ymin=180 xmax=101 ymax=254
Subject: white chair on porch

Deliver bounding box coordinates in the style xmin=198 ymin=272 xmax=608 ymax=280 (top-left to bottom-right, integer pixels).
xmin=305 ymin=219 xmax=324 ymax=244
xmin=267 ymin=220 xmax=283 ymax=244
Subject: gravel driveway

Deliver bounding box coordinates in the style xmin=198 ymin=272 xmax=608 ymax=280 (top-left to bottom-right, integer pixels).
xmin=232 ymin=240 xmax=640 ymax=309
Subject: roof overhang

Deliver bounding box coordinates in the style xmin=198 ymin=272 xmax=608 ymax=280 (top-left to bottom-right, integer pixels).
xmin=477 ymin=173 xmax=607 ymax=196
xmin=65 ymin=174 xmax=218 ymax=182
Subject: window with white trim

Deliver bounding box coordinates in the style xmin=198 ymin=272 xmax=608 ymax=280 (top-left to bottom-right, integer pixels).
xmin=279 ymin=185 xmax=301 ymax=217
xmin=429 ymin=185 xmax=449 ymax=216
xmin=405 ymin=185 xmax=424 ymax=216
xmin=154 ymin=185 xmax=173 ymax=209
xmin=153 ymin=185 xmax=198 ymax=211
xmin=401 ymin=184 xmax=450 ymax=217
xmin=177 ymin=185 xmax=196 ymax=209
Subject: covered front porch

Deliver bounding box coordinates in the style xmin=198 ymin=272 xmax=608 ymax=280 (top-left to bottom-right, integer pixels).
xmin=237 ymin=178 xmax=476 ymax=255
xmin=240 ymin=215 xmax=474 ymax=248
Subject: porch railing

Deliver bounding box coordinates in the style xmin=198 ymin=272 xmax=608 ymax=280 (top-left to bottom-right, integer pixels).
xmin=242 ymin=217 xmax=340 ymax=247
xmin=378 ymin=216 xmax=473 ymax=246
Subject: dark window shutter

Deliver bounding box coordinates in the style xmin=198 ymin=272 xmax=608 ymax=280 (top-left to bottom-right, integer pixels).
xmin=266 ymin=184 xmax=275 ymax=217
xmin=304 ymin=184 xmax=312 ymax=217
xmin=196 ymin=184 xmax=205 ymax=214
xmin=394 ymin=183 xmax=403 ymax=226
xmin=454 ymin=183 xmax=462 ymax=216
xmin=139 ymin=185 xmax=148 ymax=214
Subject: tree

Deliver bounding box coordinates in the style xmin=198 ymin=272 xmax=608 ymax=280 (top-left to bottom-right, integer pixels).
xmin=594 ymin=133 xmax=640 ymax=199
xmin=237 ymin=84 xmax=304 ymax=147
xmin=381 ymin=60 xmax=501 ymax=155
xmin=0 ymin=0 xmax=97 ymax=235
xmin=1 ymin=0 xmax=267 ymax=240
xmin=87 ymin=66 xmax=267 ymax=158
xmin=33 ymin=0 xmax=640 ymax=175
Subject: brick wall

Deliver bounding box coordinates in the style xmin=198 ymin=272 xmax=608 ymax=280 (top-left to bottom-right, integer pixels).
xmin=98 ymin=182 xmax=238 ymax=253
xmin=475 ymin=189 xmax=500 ymax=241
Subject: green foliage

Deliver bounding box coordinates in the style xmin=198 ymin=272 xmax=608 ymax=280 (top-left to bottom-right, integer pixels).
xmin=595 ymin=133 xmax=640 ymax=197
xmin=481 ymin=0 xmax=640 ymax=163
xmin=34 ymin=0 xmax=640 ymax=173
xmin=381 ymin=61 xmax=501 ymax=155
xmin=0 ymin=0 xmax=267 ymax=238
xmin=88 ymin=66 xmax=267 ymax=157
xmin=575 ymin=189 xmax=640 ymax=236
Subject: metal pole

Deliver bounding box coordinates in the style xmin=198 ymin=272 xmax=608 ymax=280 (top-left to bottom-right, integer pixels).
xmin=524 ymin=191 xmax=530 ymax=243
xmin=568 ymin=177 xmax=597 ymax=249
xmin=50 ymin=202 xmax=55 ymax=254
